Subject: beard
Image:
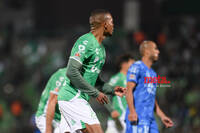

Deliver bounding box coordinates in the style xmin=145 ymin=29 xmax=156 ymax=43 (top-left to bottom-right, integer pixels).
xmin=150 ymin=55 xmax=159 ymax=62
xmin=103 ymin=31 xmax=112 ymax=37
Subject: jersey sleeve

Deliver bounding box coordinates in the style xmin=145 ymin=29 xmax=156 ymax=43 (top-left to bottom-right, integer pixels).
xmin=127 ymin=64 xmax=140 ymax=84
xmin=69 ymin=36 xmax=94 ymax=64
xmin=49 ymin=76 xmax=60 ymax=95
xmin=50 ymin=88 xmax=59 ymax=95
xmin=50 ymin=72 xmax=65 ymax=95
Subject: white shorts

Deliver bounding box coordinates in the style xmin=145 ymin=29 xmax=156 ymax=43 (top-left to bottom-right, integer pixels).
xmin=35 ymin=114 xmax=70 ymax=133
xmin=58 ymin=97 xmax=100 ymax=132
xmin=105 ymin=113 xmax=126 ymax=133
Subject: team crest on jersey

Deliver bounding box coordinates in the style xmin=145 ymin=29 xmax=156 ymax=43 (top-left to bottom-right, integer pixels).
xmin=129 ymin=74 xmax=136 ymax=80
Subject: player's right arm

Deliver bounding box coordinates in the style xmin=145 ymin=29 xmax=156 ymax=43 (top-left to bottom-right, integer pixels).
xmin=45 ymin=88 xmax=58 ymax=133
xmin=126 ymin=82 xmax=137 ymax=122
xmin=126 ymin=63 xmax=140 ymax=124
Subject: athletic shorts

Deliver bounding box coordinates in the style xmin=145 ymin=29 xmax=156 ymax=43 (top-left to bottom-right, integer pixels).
xmin=58 ymin=96 xmax=100 ymax=132
xmin=35 ymin=114 xmax=70 ymax=133
xmin=125 ymin=119 xmax=159 ymax=133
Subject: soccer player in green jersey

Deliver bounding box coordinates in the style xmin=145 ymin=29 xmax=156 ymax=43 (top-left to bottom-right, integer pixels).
xmin=35 ymin=68 xmax=70 ymax=133
xmin=58 ymin=9 xmax=126 ymax=133
xmin=105 ymin=54 xmax=134 ymax=133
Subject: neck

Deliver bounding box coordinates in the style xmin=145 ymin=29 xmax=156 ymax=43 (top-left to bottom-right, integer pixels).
xmin=91 ymin=28 xmax=105 ymax=44
xmin=120 ymin=69 xmax=127 ymax=76
xmin=142 ymin=56 xmax=153 ymax=68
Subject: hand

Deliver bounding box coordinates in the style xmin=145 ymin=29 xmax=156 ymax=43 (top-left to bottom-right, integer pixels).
xmin=161 ymin=116 xmax=174 ymax=128
xmin=96 ymin=92 xmax=108 ymax=104
xmin=114 ymin=86 xmax=127 ymax=97
xmin=111 ymin=110 xmax=120 ymax=119
xmin=128 ymin=111 xmax=138 ymax=123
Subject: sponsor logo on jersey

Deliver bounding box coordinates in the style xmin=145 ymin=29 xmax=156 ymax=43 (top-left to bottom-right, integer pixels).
xmin=144 ymin=75 xmax=170 ymax=84
xmin=144 ymin=75 xmax=171 ymax=88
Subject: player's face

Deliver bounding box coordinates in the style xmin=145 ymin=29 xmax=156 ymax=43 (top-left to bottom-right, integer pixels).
xmin=104 ymin=14 xmax=114 ymax=36
xmin=150 ymin=43 xmax=160 ymax=61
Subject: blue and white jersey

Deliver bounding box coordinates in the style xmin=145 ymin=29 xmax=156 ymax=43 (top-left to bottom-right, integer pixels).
xmin=126 ymin=60 xmax=157 ymax=125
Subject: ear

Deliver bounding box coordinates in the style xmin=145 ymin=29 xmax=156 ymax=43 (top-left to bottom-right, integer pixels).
xmin=104 ymin=21 xmax=108 ymax=30
xmin=144 ymin=49 xmax=149 ymax=56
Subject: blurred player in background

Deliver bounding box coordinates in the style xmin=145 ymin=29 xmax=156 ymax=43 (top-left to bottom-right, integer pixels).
xmin=105 ymin=54 xmax=134 ymax=133
xmin=35 ymin=68 xmax=70 ymax=133
xmin=125 ymin=41 xmax=174 ymax=133
xmin=57 ymin=9 xmax=126 ymax=133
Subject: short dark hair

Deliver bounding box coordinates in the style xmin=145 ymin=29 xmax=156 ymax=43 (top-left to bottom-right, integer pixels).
xmin=116 ymin=54 xmax=134 ymax=70
xmin=89 ymin=9 xmax=110 ymax=29
xmin=90 ymin=9 xmax=110 ymax=17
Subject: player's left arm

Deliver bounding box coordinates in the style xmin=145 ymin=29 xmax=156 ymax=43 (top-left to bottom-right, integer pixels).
xmin=95 ymin=75 xmax=126 ymax=97
xmin=46 ymin=88 xmax=59 ymax=133
xmin=155 ymin=99 xmax=174 ymax=128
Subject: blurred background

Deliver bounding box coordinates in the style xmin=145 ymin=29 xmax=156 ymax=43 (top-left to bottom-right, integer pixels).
xmin=0 ymin=0 xmax=200 ymax=132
